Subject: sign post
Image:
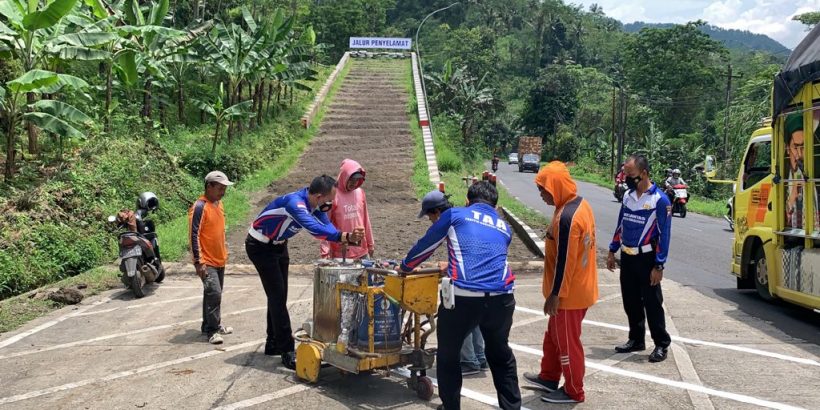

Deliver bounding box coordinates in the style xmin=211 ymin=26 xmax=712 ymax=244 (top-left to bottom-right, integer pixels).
xmin=349 ymin=37 xmax=412 ymax=50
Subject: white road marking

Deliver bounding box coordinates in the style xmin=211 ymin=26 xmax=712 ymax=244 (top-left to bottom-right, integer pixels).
xmin=76 ymin=288 xmax=255 ymax=317
xmin=212 ymin=384 xmax=312 ymax=410
xmin=690 ymin=227 xmax=703 ymax=232
xmin=514 ymin=306 xmax=820 ymax=368
xmin=392 ymin=368 xmax=533 ymax=410
xmin=0 ymin=296 xmax=113 ymax=350
xmin=0 ymin=299 xmax=311 ymax=360
xmin=510 ymin=343 xmax=804 ymax=410
xmin=0 ymin=339 xmax=266 ymax=405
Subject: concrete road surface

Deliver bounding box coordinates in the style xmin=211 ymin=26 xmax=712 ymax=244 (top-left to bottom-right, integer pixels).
xmin=0 ymin=264 xmax=818 ymax=409
xmin=493 ymin=162 xmax=820 ymax=347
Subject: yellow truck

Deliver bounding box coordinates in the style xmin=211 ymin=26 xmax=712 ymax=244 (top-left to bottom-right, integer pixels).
xmin=706 ymin=26 xmax=820 ymax=311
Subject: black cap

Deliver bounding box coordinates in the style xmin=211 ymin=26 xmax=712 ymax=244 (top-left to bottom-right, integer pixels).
xmin=418 ymin=191 xmax=449 ymax=218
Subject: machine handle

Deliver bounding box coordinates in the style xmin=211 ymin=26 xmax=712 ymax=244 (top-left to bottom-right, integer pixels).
xmin=365 ymin=267 xmax=443 ymax=276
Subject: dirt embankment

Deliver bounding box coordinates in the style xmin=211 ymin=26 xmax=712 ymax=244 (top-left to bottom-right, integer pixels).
xmin=227 ymin=59 xmax=538 ymax=266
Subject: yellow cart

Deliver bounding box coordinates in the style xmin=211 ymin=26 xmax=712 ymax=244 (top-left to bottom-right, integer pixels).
xmin=295 ymin=265 xmax=441 ymax=400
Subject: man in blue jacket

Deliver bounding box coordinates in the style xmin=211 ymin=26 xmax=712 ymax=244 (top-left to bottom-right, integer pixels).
xmin=400 ymin=182 xmax=521 ymax=410
xmin=607 ymin=154 xmax=672 ymax=363
xmin=246 ymin=175 xmax=364 ymax=370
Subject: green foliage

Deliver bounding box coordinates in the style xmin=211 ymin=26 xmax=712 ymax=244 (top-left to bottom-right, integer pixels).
xmin=792 ymin=11 xmax=820 ymax=30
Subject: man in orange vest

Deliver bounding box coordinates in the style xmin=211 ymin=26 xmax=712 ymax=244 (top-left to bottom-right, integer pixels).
xmin=189 ymin=171 xmax=234 ymax=345
xmin=524 ymin=161 xmax=599 ymax=404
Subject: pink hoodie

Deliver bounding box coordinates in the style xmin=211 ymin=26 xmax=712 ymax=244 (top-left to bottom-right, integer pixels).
xmin=320 ymin=159 xmax=374 ymax=259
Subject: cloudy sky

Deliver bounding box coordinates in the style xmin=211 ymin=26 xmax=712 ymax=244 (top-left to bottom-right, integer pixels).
xmin=577 ymin=0 xmax=819 ymax=49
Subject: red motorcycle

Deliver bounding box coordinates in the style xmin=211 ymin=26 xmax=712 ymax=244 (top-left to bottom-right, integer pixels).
xmin=613 ymin=171 xmax=627 ymax=202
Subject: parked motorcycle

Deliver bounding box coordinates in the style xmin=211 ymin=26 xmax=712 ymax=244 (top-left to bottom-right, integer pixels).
xmin=724 ymin=196 xmax=734 ymax=231
xmin=107 ymin=192 xmax=165 ymax=298
xmin=667 ymin=184 xmax=689 ymax=218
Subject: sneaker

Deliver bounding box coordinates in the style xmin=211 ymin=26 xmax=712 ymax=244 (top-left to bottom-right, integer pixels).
xmin=461 ymin=364 xmax=480 ymax=376
xmin=479 ymin=360 xmax=489 ymax=370
xmin=523 ymin=372 xmax=558 ymax=392
xmin=217 ymin=325 xmax=233 ymax=335
xmin=648 ymin=346 xmax=669 ymax=363
xmin=615 ymin=339 xmax=646 ymax=353
xmin=209 ymin=334 xmax=224 ymax=344
xmin=282 ymin=351 xmax=297 ymax=370
xmin=541 ymin=387 xmax=582 ymax=404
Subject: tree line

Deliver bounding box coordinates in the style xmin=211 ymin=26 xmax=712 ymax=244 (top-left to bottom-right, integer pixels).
xmin=0 ymin=0 xmax=318 ymax=182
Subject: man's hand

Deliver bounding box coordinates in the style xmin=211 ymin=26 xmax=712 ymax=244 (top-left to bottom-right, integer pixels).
xmin=606 ymin=252 xmax=617 ymax=271
xmin=368 ymin=250 xmax=375 ymax=258
xmin=437 ymin=261 xmax=448 ymax=275
xmin=650 ymin=267 xmax=664 ymax=286
xmin=348 ymin=227 xmax=365 ymax=244
xmin=195 ymin=263 xmax=207 ymax=280
xmin=543 ymin=294 xmax=559 ymax=316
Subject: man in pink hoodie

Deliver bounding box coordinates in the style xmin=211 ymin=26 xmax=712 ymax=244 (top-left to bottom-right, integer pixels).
xmin=320 ymin=159 xmax=375 ymax=259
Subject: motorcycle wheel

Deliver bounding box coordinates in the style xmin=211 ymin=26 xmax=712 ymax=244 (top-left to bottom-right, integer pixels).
xmin=680 ymin=203 xmax=687 ymax=218
xmin=154 ymin=261 xmax=165 ymax=283
xmin=131 ymin=270 xmax=146 ymax=298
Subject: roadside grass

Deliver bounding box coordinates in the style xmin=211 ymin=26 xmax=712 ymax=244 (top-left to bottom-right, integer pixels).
xmin=0 ymin=62 xmax=352 ymax=335
xmin=0 ymin=266 xmax=119 ymax=334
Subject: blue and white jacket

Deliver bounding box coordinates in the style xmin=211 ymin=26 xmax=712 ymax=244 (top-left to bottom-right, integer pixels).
xmin=401 ymin=203 xmax=514 ymax=292
xmin=250 ymin=188 xmax=342 ymax=242
xmin=609 ymin=183 xmax=672 ymax=264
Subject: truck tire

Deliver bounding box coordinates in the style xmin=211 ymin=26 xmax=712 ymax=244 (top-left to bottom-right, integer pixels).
xmin=752 ymin=247 xmax=774 ymax=301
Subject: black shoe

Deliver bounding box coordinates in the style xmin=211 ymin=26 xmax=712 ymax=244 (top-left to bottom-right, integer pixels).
xmin=461 ymin=364 xmax=480 ymax=376
xmin=281 ymin=351 xmax=297 ymax=370
xmin=648 ymin=346 xmax=668 ymax=363
xmin=615 ymin=340 xmax=646 ymax=353
xmin=479 ymin=360 xmax=489 ymax=370
xmin=523 ymin=372 xmax=558 ymax=392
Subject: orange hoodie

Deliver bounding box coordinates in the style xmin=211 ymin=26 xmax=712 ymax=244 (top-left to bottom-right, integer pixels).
xmin=320 ymin=159 xmax=375 ymax=259
xmin=535 ymin=161 xmax=598 ymax=310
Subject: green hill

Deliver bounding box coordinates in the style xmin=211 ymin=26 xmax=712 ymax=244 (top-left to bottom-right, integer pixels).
xmin=624 ymin=22 xmax=791 ymax=57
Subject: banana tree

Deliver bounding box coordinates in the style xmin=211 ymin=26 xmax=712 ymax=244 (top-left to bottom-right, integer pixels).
xmin=0 ymin=70 xmax=90 ymax=179
xmin=0 ymin=0 xmax=82 ymax=156
xmin=195 ymin=83 xmax=254 ymax=154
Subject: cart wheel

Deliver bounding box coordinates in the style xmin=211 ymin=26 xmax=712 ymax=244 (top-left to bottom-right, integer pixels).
xmin=416 ymin=376 xmax=434 ymax=401
xmin=296 ymin=343 xmax=322 ymax=383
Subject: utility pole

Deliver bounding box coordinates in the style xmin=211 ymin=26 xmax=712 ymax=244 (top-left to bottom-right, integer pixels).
xmin=723 ymin=64 xmax=742 ymax=162
xmin=611 ymin=86 xmax=616 ymax=180
xmin=617 ymin=87 xmax=627 ymax=169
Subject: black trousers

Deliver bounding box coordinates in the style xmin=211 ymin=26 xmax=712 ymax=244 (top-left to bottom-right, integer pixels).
xmin=437 ymin=293 xmax=521 ymax=410
xmin=619 ymin=252 xmax=671 ymax=348
xmin=245 ymin=235 xmax=294 ymax=353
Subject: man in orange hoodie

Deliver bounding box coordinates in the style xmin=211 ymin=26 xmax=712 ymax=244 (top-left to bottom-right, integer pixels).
xmin=524 ymin=161 xmax=598 ymax=404
xmin=320 ymin=159 xmax=374 ymax=259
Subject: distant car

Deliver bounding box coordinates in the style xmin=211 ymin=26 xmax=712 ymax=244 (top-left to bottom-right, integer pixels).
xmin=519 ymin=153 xmax=540 ymax=173
xmin=508 ymin=153 xmax=518 ymax=164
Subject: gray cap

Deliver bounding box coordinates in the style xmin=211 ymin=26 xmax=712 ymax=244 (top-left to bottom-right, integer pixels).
xmin=418 ymin=190 xmax=450 ymax=218
xmin=205 ymin=170 xmax=234 ymax=186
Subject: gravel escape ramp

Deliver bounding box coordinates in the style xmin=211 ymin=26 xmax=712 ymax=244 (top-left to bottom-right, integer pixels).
xmin=227 ymin=58 xmax=538 ymax=264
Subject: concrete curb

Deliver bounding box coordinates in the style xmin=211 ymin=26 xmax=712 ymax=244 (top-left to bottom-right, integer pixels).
xmin=411 ymin=52 xmax=440 ymax=184
xmin=501 ymin=206 xmax=546 ymax=258
xmin=300 ymin=52 xmax=350 ymax=129
xmin=162 ymin=261 xmax=543 ymax=276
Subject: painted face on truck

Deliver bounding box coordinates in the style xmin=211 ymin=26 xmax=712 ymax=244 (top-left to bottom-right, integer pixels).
xmin=788 ymin=129 xmax=804 ymax=172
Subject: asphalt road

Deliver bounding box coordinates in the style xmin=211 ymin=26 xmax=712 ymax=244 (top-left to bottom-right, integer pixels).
xmin=494 ymin=162 xmax=820 ymax=346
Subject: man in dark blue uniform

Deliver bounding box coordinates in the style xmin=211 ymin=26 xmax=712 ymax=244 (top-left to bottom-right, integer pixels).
xmin=607 ymin=154 xmax=673 ymax=363
xmin=245 ymin=175 xmax=364 ymax=369
xmin=400 ymin=182 xmax=521 ymax=410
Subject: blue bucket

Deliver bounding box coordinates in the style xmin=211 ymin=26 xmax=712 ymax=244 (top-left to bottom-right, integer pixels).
xmin=357 ymin=292 xmax=401 ymax=352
